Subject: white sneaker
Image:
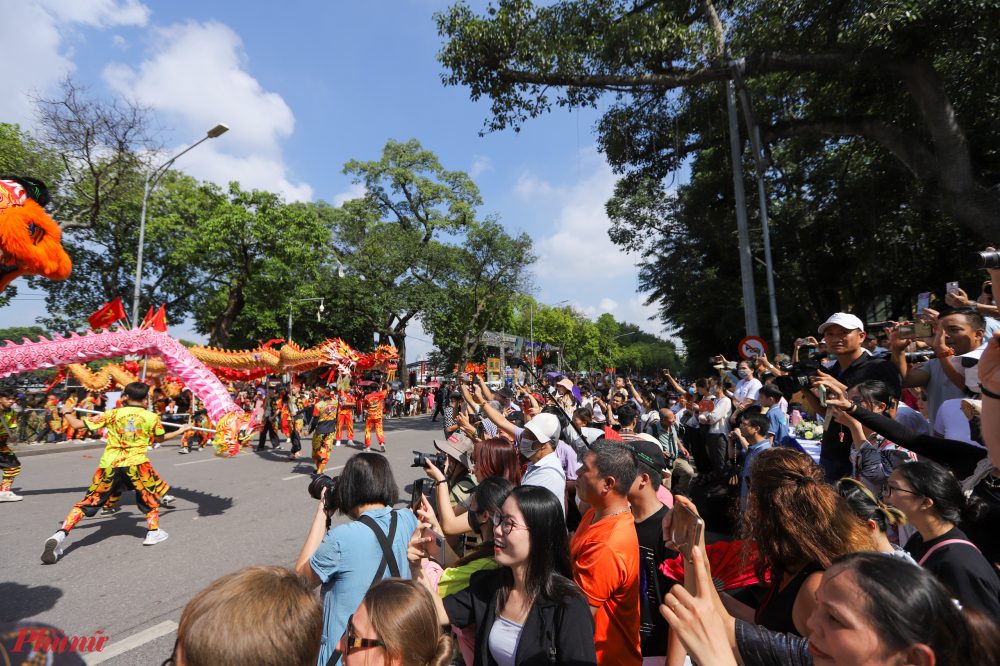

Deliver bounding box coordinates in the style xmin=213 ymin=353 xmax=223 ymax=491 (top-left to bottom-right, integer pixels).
xmin=160 ymin=494 xmax=176 ymax=506
xmin=0 ymin=490 xmax=22 ymax=501
xmin=143 ymin=529 xmax=169 ymax=546
xmin=41 ymin=531 xmax=65 ymax=564
xmin=153 ymin=442 xmax=162 ymax=449
xmin=179 ymin=447 xmax=189 ymax=454
xmin=335 ymin=440 xmax=341 ymax=447
xmin=379 ymin=444 xmax=386 ymax=453
xmin=147 ymin=445 xmax=152 ymax=451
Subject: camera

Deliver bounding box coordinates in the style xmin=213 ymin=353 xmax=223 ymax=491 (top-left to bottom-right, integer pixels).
xmin=904 ymin=349 xmax=936 ymax=364
xmin=412 ymin=450 xmax=448 ymax=469
xmin=773 ymin=359 xmax=823 ymax=395
xmin=974 ymin=251 xmax=1000 ymax=270
xmin=308 ymin=474 xmax=339 ymax=513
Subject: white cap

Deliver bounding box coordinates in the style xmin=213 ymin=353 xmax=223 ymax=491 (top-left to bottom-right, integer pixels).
xmin=818 ymin=313 xmax=865 ymax=334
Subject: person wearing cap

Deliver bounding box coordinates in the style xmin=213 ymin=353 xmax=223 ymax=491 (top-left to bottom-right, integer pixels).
xmin=494 ymin=385 xmax=520 ymax=413
xmin=625 ymin=435 xmax=673 ymax=664
xmin=555 ymin=378 xmax=577 ymax=418
xmin=804 ymin=312 xmax=901 ymax=482
xmin=427 ymin=433 xmax=479 ymax=508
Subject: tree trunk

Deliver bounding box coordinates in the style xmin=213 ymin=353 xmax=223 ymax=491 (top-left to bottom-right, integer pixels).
xmin=208 ymin=274 xmax=247 ymax=348
xmin=390 ymin=330 xmax=408 ymax=389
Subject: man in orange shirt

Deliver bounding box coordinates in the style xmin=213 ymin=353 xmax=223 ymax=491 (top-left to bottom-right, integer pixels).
xmin=570 ymin=438 xmax=643 ymax=666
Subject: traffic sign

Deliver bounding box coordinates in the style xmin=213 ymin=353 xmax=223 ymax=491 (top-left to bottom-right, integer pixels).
xmin=738 ymin=336 xmax=768 ymax=359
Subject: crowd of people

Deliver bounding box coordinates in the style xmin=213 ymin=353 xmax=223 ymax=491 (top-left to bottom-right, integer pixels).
xmin=6 ymin=255 xmax=1000 ymax=665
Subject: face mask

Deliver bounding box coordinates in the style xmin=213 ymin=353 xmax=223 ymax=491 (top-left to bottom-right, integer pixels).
xmin=518 ymin=435 xmax=539 ymax=458
xmin=468 ymin=509 xmax=482 ymax=531
xmin=738 ymin=368 xmax=751 ymax=379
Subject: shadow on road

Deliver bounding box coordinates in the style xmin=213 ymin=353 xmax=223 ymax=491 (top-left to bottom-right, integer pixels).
xmin=164 ymin=486 xmax=234 ymax=518
xmin=17 ymin=487 xmax=90 ymax=497
xmin=0 ymin=582 xmax=63 ymax=621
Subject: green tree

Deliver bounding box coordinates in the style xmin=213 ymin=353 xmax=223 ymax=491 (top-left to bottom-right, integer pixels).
xmin=330 ymin=139 xmax=484 ymax=386
xmin=422 ymin=218 xmax=535 ymax=368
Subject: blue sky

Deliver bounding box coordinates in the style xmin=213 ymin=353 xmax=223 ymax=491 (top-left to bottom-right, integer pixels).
xmin=2 ymin=0 xmax=677 ymax=361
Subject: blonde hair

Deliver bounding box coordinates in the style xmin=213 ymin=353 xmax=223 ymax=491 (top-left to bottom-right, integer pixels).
xmin=178 ymin=566 xmax=322 ymax=666
xmin=364 ymin=579 xmax=453 ymax=666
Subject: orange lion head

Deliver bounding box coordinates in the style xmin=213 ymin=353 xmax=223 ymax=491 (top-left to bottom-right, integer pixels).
xmin=0 ymin=177 xmax=71 ymax=293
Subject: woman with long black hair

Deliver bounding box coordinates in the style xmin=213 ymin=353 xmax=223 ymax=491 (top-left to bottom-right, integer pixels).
xmin=408 ymin=485 xmax=597 ymax=666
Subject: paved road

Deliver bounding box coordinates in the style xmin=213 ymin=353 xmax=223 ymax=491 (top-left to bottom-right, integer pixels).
xmin=1 ymin=414 xmax=446 ymax=665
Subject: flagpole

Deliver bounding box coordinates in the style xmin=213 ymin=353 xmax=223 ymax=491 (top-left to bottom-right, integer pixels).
xmin=70 ymin=407 xmax=215 ymax=434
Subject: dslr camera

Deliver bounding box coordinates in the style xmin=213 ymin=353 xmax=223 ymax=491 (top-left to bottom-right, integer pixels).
xmin=774 ymin=359 xmax=824 ymax=395
xmin=308 ymin=473 xmax=339 ymax=514
xmin=904 ymin=349 xmax=936 ymax=364
xmin=412 ymin=450 xmax=448 ymax=469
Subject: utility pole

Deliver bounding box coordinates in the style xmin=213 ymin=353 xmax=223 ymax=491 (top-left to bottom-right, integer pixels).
xmin=723 ymin=44 xmax=759 ymax=338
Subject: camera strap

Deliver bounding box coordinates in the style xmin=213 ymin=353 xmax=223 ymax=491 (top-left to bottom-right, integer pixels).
xmin=325 ymin=511 xmax=400 ymax=666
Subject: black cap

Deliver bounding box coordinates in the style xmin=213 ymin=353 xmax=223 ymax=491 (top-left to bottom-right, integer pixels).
xmin=629 ymin=437 xmax=666 ymax=473
xmin=496 ymin=387 xmax=515 ymax=401
xmin=449 ymin=391 xmax=463 ymax=401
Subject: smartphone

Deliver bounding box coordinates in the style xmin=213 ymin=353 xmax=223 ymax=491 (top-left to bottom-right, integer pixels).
xmin=425 ymin=527 xmax=446 ymax=565
xmin=899 ymin=322 xmax=934 ymax=338
xmin=917 ymin=292 xmax=931 ymax=312
xmin=411 ymin=478 xmax=425 ymax=512
xmin=946 ymin=281 xmax=960 ymax=295
xmin=671 ymin=504 xmax=704 ymax=565
xmin=818 ymin=384 xmax=827 ymax=408
xmin=986 ymin=282 xmax=993 ymax=296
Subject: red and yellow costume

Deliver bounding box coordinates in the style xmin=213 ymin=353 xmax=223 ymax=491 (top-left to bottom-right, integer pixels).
xmin=363 ymin=389 xmax=388 ymax=450
xmin=0 ymin=407 xmax=21 ymax=492
xmin=60 ymin=407 xmax=169 ymax=533
xmin=311 ymin=397 xmax=339 ymax=474
xmin=336 ymin=390 xmax=355 ymax=443
xmin=47 ymin=395 xmax=65 ymax=437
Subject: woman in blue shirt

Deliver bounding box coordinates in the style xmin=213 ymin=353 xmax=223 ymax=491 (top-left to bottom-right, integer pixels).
xmin=295 ymin=452 xmax=418 ymax=666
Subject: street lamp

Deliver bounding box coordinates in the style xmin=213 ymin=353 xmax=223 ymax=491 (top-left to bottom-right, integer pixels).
xmin=529 ymin=299 xmax=569 ymax=368
xmin=131 ymin=124 xmax=229 ymax=327
xmin=288 ymin=298 xmax=325 ymax=342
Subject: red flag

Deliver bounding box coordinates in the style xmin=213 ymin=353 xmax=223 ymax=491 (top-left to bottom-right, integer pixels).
xmin=87 ymin=297 xmax=127 ymax=330
xmin=141 ymin=304 xmax=168 ymax=332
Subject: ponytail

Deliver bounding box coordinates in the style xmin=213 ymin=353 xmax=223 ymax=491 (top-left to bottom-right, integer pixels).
xmin=895 ymin=461 xmax=985 ymax=526
xmin=834 ymin=478 xmax=907 ymax=533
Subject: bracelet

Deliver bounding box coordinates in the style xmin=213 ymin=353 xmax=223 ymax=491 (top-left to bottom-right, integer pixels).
xmin=979 ymin=384 xmax=1000 ymax=401
xmin=934 ymin=349 xmax=955 ymax=358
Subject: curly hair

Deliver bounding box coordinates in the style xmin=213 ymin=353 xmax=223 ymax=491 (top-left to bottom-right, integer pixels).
xmin=738 ymin=448 xmax=875 ymax=582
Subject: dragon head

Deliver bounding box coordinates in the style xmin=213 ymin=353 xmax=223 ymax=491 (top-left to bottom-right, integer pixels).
xmin=0 ymin=178 xmax=71 ymax=294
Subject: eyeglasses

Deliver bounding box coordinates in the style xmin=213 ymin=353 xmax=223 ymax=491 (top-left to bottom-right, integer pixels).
xmin=345 ymin=614 xmax=384 ymax=654
xmin=492 ymin=512 xmax=529 ymax=535
xmin=882 ymin=483 xmax=923 ymax=498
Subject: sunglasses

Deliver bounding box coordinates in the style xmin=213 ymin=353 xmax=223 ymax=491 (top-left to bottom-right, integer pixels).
xmin=346 ymin=614 xmax=384 ymax=654
xmin=882 ymin=483 xmax=923 ymax=498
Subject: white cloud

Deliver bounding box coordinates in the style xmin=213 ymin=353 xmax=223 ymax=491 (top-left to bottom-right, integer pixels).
xmin=104 ymin=20 xmax=311 ymax=201
xmin=470 ymin=155 xmax=493 ymax=178
xmin=0 ymin=1 xmax=149 ymax=124
xmin=111 ymin=34 xmax=128 ymax=50
xmin=599 ymin=298 xmax=619 ymax=313
xmin=333 ymin=183 xmax=366 ymax=208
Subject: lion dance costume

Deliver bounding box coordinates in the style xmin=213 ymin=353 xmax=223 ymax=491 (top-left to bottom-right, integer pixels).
xmin=336 ymin=389 xmax=355 ymax=445
xmin=0 ymin=404 xmax=21 ymax=500
xmin=363 ymin=387 xmax=388 ymax=452
xmin=311 ymin=391 xmax=339 ymax=474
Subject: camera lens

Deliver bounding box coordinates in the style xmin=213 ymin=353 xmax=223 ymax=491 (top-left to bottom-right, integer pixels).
xmin=973 ymin=251 xmax=1000 ymax=270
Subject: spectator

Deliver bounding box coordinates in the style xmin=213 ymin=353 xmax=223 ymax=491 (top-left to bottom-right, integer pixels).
xmin=171 ymin=566 xmax=321 ymax=666
xmin=294 ymin=453 xmax=418 ymax=666
xmin=728 ymin=411 xmax=771 ymax=509
xmin=888 ymin=307 xmax=986 ymax=430
xmin=336 ymin=578 xmax=452 ymax=666
xmin=431 ymin=386 xmax=446 ymax=422
xmin=442 ymin=391 xmax=463 ymax=438
xmin=428 ymin=433 xmax=479 ymax=507
xmin=572 ymin=438 xmax=642 ymax=666
xmin=410 ymin=485 xmax=598 ymax=666
xmin=481 ymin=405 xmax=567 ymax=509
xmin=757 ymin=384 xmax=789 ymax=446
xmin=727 ymin=357 xmax=762 ymax=424
xmin=625 ymin=438 xmax=673 ymax=664
xmin=652 ymin=407 xmax=694 ymax=497
xmin=614 ymin=402 xmax=641 ymax=441
xmin=729 ymin=447 xmax=876 ymax=637
xmin=894 ymin=390 xmax=932 ymax=436
xmin=803 ymin=313 xmax=902 ymax=482
xmin=888 ymin=460 xmax=1000 ymax=624
xmin=698 ymin=376 xmax=732 ymax=489
xmin=833 ymin=478 xmax=915 ymax=563
xmin=662 ymin=548 xmax=1000 ymax=666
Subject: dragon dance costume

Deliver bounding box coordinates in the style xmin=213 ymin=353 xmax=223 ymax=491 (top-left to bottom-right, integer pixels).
xmin=0 ymin=406 xmax=22 ymax=500
xmin=33 ymin=395 xmax=64 ymax=443
xmin=363 ymin=389 xmax=388 ymax=451
xmin=286 ymin=392 xmax=310 ymax=458
xmin=42 ymin=406 xmax=175 ymax=564
xmin=336 ymin=390 xmax=355 ymax=444
xmin=311 ymin=396 xmax=339 ymax=474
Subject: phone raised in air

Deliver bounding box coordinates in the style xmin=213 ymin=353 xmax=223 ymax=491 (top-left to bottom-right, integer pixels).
xmin=411 ymin=478 xmax=425 ymax=512
xmin=899 ymin=322 xmax=934 ymax=338
xmin=671 ymin=503 xmax=704 ymax=565
xmin=946 ymin=281 xmax=960 ymax=295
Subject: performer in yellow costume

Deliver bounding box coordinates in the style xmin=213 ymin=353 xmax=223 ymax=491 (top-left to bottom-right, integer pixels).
xmin=335 ymin=388 xmax=355 ymax=447
xmin=40 ymin=382 xmax=190 ymax=564
xmin=310 ymin=389 xmax=339 ymax=474
xmin=0 ymin=389 xmax=22 ymax=501
xmin=362 ymin=384 xmax=388 ymax=452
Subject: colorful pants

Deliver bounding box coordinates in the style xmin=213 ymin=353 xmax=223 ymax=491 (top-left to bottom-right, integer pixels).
xmin=61 ymin=464 xmax=168 ymax=532
xmin=104 ymin=465 xmax=169 ymax=511
xmin=289 ymin=416 xmax=305 ymax=455
xmin=0 ymin=448 xmax=20 ymax=492
xmin=336 ymin=413 xmax=354 ymax=442
xmin=312 ymin=432 xmax=336 ymax=473
xmin=364 ymin=418 xmax=384 ymax=449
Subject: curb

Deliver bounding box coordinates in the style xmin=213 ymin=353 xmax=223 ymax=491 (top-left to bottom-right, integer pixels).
xmin=9 ymin=439 xmax=108 ymax=457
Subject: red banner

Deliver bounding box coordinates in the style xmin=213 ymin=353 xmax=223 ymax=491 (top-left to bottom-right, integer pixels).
xmin=141 ymin=304 xmax=168 ymax=332
xmin=87 ymin=297 xmax=127 ymax=330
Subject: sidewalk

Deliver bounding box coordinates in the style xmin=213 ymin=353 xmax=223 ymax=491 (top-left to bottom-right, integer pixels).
xmin=9 ymin=438 xmax=108 ymax=457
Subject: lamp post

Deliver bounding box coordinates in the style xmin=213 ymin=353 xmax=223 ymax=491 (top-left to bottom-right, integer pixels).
xmin=131 ymin=124 xmax=229 ymax=327
xmin=529 ymin=299 xmax=569 ymax=368
xmin=288 ymin=298 xmax=325 ymax=342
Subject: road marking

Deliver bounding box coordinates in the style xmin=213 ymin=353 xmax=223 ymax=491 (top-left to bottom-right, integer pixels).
xmin=83 ymin=620 xmax=178 ymax=665
xmin=174 ymin=452 xmax=251 ymax=466
xmin=283 ymin=465 xmax=343 ymax=480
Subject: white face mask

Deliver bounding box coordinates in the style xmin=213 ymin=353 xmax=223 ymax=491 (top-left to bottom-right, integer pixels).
xmin=738 ymin=368 xmax=751 ymax=379
xmin=518 ymin=434 xmax=540 ymax=458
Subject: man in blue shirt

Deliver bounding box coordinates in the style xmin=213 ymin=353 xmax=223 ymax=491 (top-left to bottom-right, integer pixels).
xmin=730 ymin=411 xmax=771 ymax=512
xmin=758 ymin=384 xmax=790 ymax=446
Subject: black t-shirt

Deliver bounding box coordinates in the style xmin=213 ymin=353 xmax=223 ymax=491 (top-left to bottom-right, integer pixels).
xmin=819 ymin=353 xmax=901 ymax=462
xmin=633 ymin=503 xmax=672 ymax=657
xmin=905 ymin=526 xmax=1000 ymax=625
xmin=963 ymin=481 xmax=1000 ymax=571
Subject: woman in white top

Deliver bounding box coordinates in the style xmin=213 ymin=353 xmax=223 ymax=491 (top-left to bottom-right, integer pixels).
xmin=728 ymin=358 xmax=763 ymax=426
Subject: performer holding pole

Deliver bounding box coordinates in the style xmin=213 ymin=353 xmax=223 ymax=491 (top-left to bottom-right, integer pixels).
xmin=287 ymin=383 xmax=309 ymax=460
xmin=310 ymin=389 xmax=339 ymax=474
xmin=40 ymin=382 xmax=190 ymax=564
xmin=0 ymin=388 xmax=23 ymax=502
xmin=362 ymin=382 xmax=388 ymax=453
xmin=335 ymin=384 xmax=355 ymax=447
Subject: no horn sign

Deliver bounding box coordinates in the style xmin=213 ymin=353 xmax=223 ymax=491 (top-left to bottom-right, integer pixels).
xmin=738 ymin=336 xmax=767 ymax=359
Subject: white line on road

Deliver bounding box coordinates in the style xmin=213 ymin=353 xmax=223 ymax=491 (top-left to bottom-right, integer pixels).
xmin=174 ymin=453 xmax=251 ymax=466
xmin=283 ymin=465 xmax=342 ymax=480
xmin=83 ymin=620 xmax=177 ymax=665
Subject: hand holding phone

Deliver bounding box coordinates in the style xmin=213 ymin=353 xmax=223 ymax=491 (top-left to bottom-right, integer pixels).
xmin=411 ymin=478 xmax=425 ymax=512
